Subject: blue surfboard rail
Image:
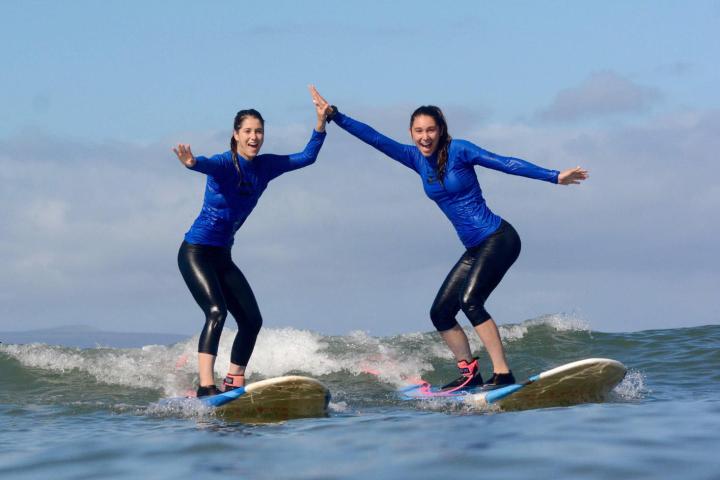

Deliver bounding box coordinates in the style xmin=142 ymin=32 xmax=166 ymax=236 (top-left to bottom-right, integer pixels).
xmin=199 ymin=387 xmax=247 ymax=407
xmin=399 ymin=382 xmax=529 ymax=403
xmin=482 ymin=383 xmax=527 ymax=403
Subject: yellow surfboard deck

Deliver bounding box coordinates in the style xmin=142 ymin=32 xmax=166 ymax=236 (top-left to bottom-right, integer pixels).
xmin=215 ymin=375 xmax=330 ymax=423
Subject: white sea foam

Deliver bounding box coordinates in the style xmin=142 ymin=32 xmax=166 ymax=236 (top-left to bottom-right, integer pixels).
xmin=613 ymin=369 xmax=647 ymax=401
xmin=0 ymin=341 xmax=197 ymax=396
xmin=232 ymin=327 xmax=337 ymax=378
xmin=328 ymin=401 xmax=349 ymax=413
xmin=0 ymin=313 xmax=594 ymax=396
xmin=1 ymin=328 xmax=344 ymax=395
xmin=499 ymin=312 xmax=591 ymax=341
xmin=332 ymin=330 xmax=435 ymax=386
xmin=144 ymin=397 xmax=216 ymax=419
xmin=413 ymin=396 xmax=498 ymax=415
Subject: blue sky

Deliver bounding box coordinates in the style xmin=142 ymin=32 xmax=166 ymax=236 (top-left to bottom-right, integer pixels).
xmin=1 ymin=1 xmax=718 ymax=335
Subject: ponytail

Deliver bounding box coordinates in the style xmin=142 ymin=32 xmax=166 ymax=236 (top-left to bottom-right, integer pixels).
xmin=230 ymin=136 xmax=240 ymax=180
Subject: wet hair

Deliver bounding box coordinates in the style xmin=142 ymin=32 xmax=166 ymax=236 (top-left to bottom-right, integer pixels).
xmin=410 ymin=106 xmax=452 ymax=181
xmin=230 ymin=109 xmax=265 ymax=183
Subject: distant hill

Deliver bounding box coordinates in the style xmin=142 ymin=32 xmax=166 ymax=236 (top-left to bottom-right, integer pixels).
xmin=0 ymin=325 xmax=188 ymax=348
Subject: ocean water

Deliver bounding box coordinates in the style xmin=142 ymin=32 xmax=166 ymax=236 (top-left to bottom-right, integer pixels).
xmin=1 ymin=316 xmax=719 ymax=479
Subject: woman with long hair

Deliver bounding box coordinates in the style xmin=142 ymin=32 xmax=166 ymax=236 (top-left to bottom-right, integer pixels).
xmin=310 ymin=86 xmax=588 ymax=391
xmin=173 ymin=91 xmax=328 ymax=397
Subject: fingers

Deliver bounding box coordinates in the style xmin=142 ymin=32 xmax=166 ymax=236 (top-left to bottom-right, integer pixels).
xmin=309 ymin=84 xmax=329 ymax=105
xmin=309 ymin=84 xmax=320 ymax=98
xmin=576 ymin=170 xmax=589 ymax=180
xmin=309 ymin=85 xmax=333 ymax=124
xmin=172 ymin=144 xmax=193 ymax=159
xmin=559 ymin=167 xmax=589 ymax=185
xmin=308 ymin=84 xmax=320 ymax=105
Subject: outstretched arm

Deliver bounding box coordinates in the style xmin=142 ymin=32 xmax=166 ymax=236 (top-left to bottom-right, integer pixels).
xmin=173 ymin=144 xmax=229 ymax=176
xmin=461 ymin=141 xmax=569 ymax=184
xmin=309 ymin=86 xmax=416 ymax=170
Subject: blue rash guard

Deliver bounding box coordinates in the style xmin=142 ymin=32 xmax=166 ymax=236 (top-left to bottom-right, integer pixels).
xmin=184 ymin=129 xmax=326 ymax=247
xmin=332 ymin=112 xmax=559 ymax=248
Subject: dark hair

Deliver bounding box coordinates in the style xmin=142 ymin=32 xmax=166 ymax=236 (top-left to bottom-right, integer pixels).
xmin=230 ymin=109 xmax=265 ymax=183
xmin=410 ymin=106 xmax=451 ymax=181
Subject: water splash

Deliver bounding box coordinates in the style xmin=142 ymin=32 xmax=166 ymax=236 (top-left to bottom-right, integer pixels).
xmin=0 ymin=313 xmax=632 ymax=405
xmin=144 ymin=396 xmax=216 ymax=419
xmin=613 ymin=369 xmax=648 ymax=401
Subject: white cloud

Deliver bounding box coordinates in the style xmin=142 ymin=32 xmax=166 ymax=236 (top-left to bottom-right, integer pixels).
xmin=1 ymin=106 xmax=718 ymax=335
xmin=537 ymin=71 xmax=662 ymax=122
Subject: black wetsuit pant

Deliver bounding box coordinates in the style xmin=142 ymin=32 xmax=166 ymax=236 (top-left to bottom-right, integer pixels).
xmin=430 ymin=220 xmax=521 ymax=331
xmin=178 ymin=241 xmax=262 ymax=366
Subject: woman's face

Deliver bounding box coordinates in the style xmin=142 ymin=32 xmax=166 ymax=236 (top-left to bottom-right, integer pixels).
xmin=234 ymin=117 xmax=265 ymax=160
xmin=410 ymin=114 xmax=440 ymax=157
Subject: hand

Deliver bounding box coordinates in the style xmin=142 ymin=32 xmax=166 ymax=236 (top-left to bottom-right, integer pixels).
xmin=309 ymin=84 xmax=333 ymax=118
xmin=173 ymin=144 xmax=196 ymax=167
xmin=558 ymin=166 xmax=589 ymax=185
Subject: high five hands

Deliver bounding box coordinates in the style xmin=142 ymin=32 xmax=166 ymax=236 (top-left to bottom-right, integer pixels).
xmin=309 ymin=85 xmax=333 ymax=120
xmin=309 ymin=84 xmax=331 ymax=132
xmin=308 ymin=84 xmax=330 ymax=132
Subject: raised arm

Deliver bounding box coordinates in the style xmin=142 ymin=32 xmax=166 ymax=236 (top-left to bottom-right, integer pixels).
xmin=310 ymin=86 xmax=416 ymax=170
xmin=261 ymin=129 xmax=327 ymax=179
xmin=259 ymin=88 xmax=330 ymax=178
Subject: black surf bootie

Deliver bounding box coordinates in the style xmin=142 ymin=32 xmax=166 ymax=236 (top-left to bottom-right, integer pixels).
xmin=482 ymin=371 xmax=516 ymax=391
xmin=196 ymin=385 xmax=220 ymax=398
xmin=440 ymin=357 xmax=484 ymax=392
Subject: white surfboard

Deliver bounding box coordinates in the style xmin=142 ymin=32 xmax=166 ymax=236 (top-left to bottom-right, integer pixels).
xmin=399 ymin=358 xmax=627 ymax=411
xmin=199 ymin=375 xmax=330 ymax=423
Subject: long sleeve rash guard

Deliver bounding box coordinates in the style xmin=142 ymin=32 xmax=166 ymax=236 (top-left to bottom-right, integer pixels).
xmin=184 ymin=129 xmax=326 ymax=247
xmin=332 ymin=112 xmax=558 ymax=248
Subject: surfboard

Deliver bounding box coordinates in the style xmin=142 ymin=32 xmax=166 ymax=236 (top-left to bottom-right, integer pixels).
xmin=195 ymin=375 xmax=330 ymax=423
xmin=399 ymin=358 xmax=626 ymax=411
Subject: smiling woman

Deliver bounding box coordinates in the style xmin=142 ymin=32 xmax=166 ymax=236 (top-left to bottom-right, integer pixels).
xmin=231 ymin=110 xmax=265 ymax=167
xmin=310 ymin=85 xmax=588 ymax=393
xmin=172 ymin=89 xmax=330 ymax=397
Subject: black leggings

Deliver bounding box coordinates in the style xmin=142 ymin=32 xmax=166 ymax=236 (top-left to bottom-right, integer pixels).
xmin=430 ymin=220 xmax=521 ymax=331
xmin=178 ymin=241 xmax=263 ymax=366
